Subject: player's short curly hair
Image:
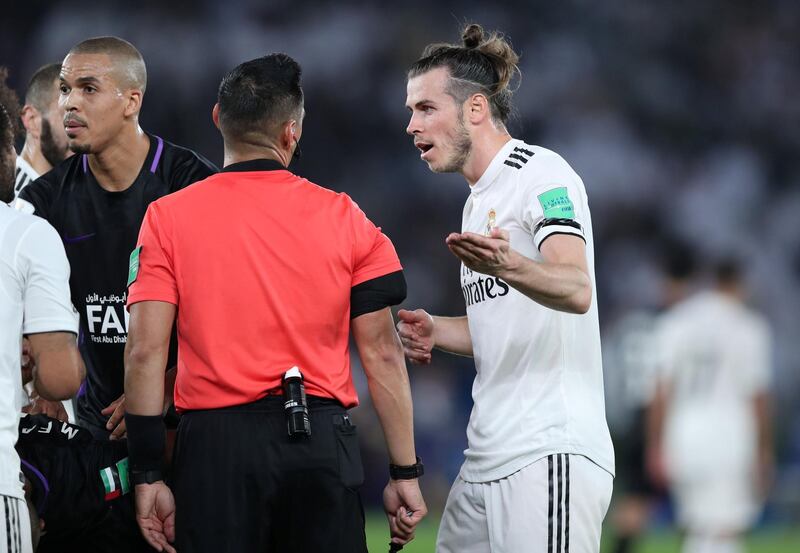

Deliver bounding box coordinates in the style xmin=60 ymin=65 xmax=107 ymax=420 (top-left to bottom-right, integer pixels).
xmin=0 ymin=67 xmax=22 ymax=140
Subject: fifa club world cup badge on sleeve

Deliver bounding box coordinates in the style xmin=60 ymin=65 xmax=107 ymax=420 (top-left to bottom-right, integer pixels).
xmin=486 ymin=208 xmax=497 ymax=236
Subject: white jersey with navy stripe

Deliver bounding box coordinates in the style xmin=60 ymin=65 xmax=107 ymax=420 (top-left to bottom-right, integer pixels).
xmin=458 ymin=139 xmax=614 ymax=482
xmin=12 ymin=157 xmax=39 ymax=202
xmin=0 ymin=204 xmax=78 ymax=501
xmin=0 ymin=495 xmax=32 ymax=553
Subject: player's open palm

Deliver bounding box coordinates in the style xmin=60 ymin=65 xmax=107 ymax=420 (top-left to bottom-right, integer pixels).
xmin=135 ymin=482 xmax=177 ymax=553
xmin=396 ymin=309 xmax=434 ymax=364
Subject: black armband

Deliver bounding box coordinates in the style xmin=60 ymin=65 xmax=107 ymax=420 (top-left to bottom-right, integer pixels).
xmin=124 ymin=413 xmax=166 ymax=475
xmin=351 ymin=270 xmax=407 ymax=319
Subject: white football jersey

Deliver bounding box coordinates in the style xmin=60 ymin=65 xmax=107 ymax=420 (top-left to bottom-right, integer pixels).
xmin=0 ymin=204 xmax=78 ymax=499
xmin=658 ymin=291 xmax=772 ymax=480
xmin=458 ymin=139 xmax=614 ymax=482
xmin=12 ymin=156 xmax=40 ymax=202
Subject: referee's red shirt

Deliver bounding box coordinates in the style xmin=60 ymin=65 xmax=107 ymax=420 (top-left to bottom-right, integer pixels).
xmin=127 ymin=159 xmax=402 ymax=410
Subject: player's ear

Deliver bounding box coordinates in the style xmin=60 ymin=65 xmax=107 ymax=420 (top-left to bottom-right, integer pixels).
xmin=466 ymin=93 xmax=489 ymax=125
xmin=20 ymin=105 xmax=41 ymax=139
xmin=211 ymin=103 xmax=221 ymax=130
xmin=123 ymin=89 xmax=144 ymax=118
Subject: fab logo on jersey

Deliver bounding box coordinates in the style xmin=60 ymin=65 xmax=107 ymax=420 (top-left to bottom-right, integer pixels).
xmin=461 ymin=264 xmax=510 ymax=307
xmin=85 ymin=292 xmax=130 ymax=344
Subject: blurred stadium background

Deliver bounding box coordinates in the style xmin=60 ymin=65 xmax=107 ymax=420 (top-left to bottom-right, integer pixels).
xmin=3 ymin=1 xmax=799 ymax=551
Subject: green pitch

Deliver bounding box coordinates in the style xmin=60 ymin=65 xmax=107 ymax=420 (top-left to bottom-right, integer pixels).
xmin=365 ymin=512 xmax=800 ymax=553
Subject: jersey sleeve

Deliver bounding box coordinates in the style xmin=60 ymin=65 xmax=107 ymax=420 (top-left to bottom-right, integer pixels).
xmin=127 ymin=202 xmax=178 ymax=307
xmin=520 ymin=154 xmax=588 ymax=250
xmin=18 ymin=219 xmax=79 ymax=335
xmin=348 ymin=197 xmax=402 ymax=287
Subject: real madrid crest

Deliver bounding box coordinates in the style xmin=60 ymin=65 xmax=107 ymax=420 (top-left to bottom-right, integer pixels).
xmin=485 ymin=209 xmax=497 ymax=236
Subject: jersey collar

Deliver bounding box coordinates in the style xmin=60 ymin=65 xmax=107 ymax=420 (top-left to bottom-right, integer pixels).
xmin=470 ymin=138 xmax=521 ymax=196
xmin=221 ymin=159 xmax=288 ymax=173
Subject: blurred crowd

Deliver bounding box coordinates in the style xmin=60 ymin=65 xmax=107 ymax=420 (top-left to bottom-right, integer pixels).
xmin=3 ymin=0 xmax=799 ymax=530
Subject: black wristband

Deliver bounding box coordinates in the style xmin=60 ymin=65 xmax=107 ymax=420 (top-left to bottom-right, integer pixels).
xmin=130 ymin=469 xmax=164 ymax=485
xmin=124 ymin=413 xmax=166 ymax=473
xmin=389 ymin=457 xmax=424 ymax=480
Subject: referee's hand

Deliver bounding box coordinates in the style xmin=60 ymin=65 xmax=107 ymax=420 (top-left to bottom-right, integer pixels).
xmin=383 ymin=478 xmax=427 ymax=547
xmin=396 ymin=309 xmax=434 ymax=365
xmin=135 ymin=481 xmax=176 ymax=553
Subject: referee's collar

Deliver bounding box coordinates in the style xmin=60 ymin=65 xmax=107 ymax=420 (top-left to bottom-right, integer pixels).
xmin=221 ymin=159 xmax=288 ymax=173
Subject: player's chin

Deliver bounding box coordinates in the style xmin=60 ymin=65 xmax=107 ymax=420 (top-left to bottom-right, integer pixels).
xmin=68 ymin=139 xmax=91 ymax=155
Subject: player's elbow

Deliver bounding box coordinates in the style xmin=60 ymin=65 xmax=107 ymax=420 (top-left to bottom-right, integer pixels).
xmin=567 ymin=281 xmax=592 ymax=315
xmin=35 ymin=347 xmax=84 ymax=400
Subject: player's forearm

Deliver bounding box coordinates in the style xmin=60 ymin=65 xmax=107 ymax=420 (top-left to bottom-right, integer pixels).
xmin=431 ymin=315 xmax=473 ymax=357
xmin=497 ymin=251 xmax=591 ymax=314
xmin=754 ymin=392 xmax=773 ymax=461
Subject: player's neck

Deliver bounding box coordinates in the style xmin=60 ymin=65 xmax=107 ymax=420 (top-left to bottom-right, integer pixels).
xmin=461 ymin=130 xmax=512 ymax=187
xmin=88 ymin=126 xmax=151 ymax=192
xmin=19 ymin=139 xmax=52 ymax=176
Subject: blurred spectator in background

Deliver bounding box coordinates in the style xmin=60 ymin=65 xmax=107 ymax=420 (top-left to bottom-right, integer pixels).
xmin=14 ymin=62 xmax=70 ymax=198
xmin=648 ymin=258 xmax=773 ymax=553
xmin=605 ymin=240 xmax=696 ymax=553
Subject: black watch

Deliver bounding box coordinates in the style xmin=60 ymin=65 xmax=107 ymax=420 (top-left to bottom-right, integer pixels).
xmin=389 ymin=457 xmax=424 ymax=480
xmin=130 ymin=469 xmax=164 ymax=485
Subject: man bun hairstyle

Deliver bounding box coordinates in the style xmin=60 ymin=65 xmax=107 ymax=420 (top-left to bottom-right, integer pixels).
xmin=217 ymin=53 xmax=304 ymax=142
xmin=409 ymin=23 xmax=520 ymax=125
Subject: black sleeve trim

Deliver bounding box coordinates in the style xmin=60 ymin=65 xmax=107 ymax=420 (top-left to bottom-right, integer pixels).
xmin=538 ymin=231 xmax=587 ymax=249
xmin=534 ymin=217 xmax=583 ymax=235
xmin=351 ymin=270 xmax=407 ymax=319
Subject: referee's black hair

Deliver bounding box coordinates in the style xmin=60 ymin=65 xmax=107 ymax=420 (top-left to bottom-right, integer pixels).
xmin=408 ymin=24 xmax=520 ymax=125
xmin=217 ymin=53 xmax=304 ymax=141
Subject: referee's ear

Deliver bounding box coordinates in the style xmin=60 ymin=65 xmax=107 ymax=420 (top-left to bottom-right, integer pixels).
xmin=212 ymin=103 xmax=221 ymax=130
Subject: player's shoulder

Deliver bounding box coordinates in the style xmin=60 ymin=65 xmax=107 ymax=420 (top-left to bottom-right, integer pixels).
xmin=511 ymin=141 xmax=583 ymax=187
xmin=155 ymin=135 xmax=219 ymax=184
xmin=19 ymin=154 xmax=80 ymax=195
xmin=0 ymin=205 xmax=59 ymax=255
xmin=159 ymin=136 xmax=214 ymax=167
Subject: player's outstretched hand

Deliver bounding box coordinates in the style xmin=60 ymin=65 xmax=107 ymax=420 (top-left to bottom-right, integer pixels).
xmin=135 ymin=482 xmax=176 ymax=553
xmin=396 ymin=309 xmax=435 ymax=365
xmin=446 ymin=228 xmax=516 ymax=276
xmin=383 ymin=478 xmax=427 ymax=547
xmin=101 ymin=394 xmax=127 ymax=440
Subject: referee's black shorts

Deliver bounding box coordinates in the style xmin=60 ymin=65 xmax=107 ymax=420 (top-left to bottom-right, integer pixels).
xmin=172 ymin=395 xmax=368 ymax=553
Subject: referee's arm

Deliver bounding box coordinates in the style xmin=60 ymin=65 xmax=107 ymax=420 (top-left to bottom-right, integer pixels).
xmin=352 ymin=306 xmax=416 ymax=467
xmin=352 ymin=306 xmax=427 ymax=545
xmin=124 ymin=300 xmax=177 ymax=553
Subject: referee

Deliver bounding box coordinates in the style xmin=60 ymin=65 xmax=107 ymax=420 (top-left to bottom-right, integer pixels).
xmin=124 ymin=54 xmax=426 ymax=553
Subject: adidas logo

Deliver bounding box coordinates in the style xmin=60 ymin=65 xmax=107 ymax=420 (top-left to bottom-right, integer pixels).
xmin=503 ymin=146 xmax=534 ymax=169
